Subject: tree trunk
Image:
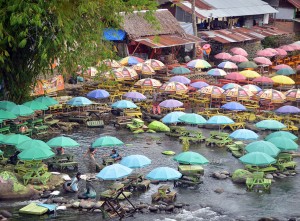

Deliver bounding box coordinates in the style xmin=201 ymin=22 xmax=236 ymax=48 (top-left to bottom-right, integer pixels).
xmin=191 ymin=0 xmax=197 ymax=59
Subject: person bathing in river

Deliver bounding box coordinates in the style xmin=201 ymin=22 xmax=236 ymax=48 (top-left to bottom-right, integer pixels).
xmin=84 ymin=145 xmax=97 ymax=161
xmin=64 ymin=172 xmax=82 ymax=193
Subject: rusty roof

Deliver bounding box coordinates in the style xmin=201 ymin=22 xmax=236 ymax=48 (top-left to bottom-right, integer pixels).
xmin=288 ymin=0 xmax=300 ymax=8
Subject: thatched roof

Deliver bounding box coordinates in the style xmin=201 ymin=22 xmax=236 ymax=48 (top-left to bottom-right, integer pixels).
xmin=122 ymin=9 xmax=186 ymax=40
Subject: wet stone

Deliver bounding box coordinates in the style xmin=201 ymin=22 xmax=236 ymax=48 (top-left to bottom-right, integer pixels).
xmin=165 ymin=205 xmax=174 ymax=212
xmin=0 ymin=210 xmax=12 ymax=218
xmin=265 ymin=174 xmax=273 ymax=179
xmin=214 ymin=188 xmax=224 ymax=194
xmin=149 ymin=206 xmax=158 ymax=212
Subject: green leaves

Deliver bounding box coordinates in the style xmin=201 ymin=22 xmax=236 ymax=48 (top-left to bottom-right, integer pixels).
xmin=18 ymin=39 xmax=27 ymax=48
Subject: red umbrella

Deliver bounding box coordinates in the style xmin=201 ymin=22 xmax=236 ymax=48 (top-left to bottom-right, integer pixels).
xmin=273 ymin=64 xmax=291 ymax=70
xmin=215 ymin=52 xmax=232 ymax=60
xmin=256 ymin=49 xmax=276 ymax=57
xmin=253 ymin=76 xmax=274 ymax=84
xmin=230 ymin=55 xmax=248 ymax=63
xmin=225 ymin=72 xmax=246 ymax=81
xmin=290 ymin=44 xmax=300 ymax=50
xmin=253 ymin=57 xmax=272 ymax=65
xmin=280 ymin=45 xmax=295 ymax=52
xmin=230 ymin=47 xmax=248 ymax=57
xmin=274 ymin=48 xmax=287 ymax=56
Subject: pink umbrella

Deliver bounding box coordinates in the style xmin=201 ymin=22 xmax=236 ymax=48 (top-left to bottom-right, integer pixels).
xmin=230 ymin=55 xmax=248 ymax=63
xmin=225 ymin=72 xmax=246 ymax=81
xmin=253 ymin=57 xmax=272 ymax=65
xmin=215 ymin=52 xmax=232 ymax=60
xmin=203 ymin=44 xmax=211 ymax=50
xmin=265 ymin=48 xmax=278 ymax=55
xmin=230 ymin=47 xmax=248 ymax=57
xmin=297 ymin=65 xmax=300 ymax=71
xmin=273 ymin=64 xmax=292 ymax=70
xmin=274 ymin=48 xmax=287 ymax=56
xmin=290 ymin=44 xmax=300 ymax=50
xmin=280 ymin=45 xmax=295 ymax=52
xmin=253 ymin=76 xmax=274 ymax=84
xmin=256 ymin=49 xmax=276 ymax=57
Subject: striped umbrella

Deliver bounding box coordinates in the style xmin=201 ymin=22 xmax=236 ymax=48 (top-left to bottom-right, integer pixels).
xmin=198 ymin=86 xmax=224 ymax=98
xmin=217 ymin=61 xmax=238 ymax=69
xmin=115 ymin=67 xmax=138 ymax=80
xmin=285 ymin=89 xmax=300 ymax=101
xmin=120 ymin=56 xmax=144 ymax=66
xmin=134 ymin=78 xmax=162 ymax=88
xmin=187 ymin=59 xmax=211 ymax=69
xmin=100 ymin=59 xmax=122 ymax=68
xmin=207 ymin=68 xmax=227 ymax=77
xmin=133 ymin=63 xmax=155 ymax=75
xmin=223 ymin=87 xmax=253 ymax=99
xmin=242 ymin=84 xmax=261 ymax=94
xmin=144 ymin=59 xmax=165 ymax=70
xmin=159 ymin=81 xmax=188 ymax=93
xmin=104 ymin=69 xmax=126 ymax=81
xmin=258 ymin=89 xmax=286 ymax=101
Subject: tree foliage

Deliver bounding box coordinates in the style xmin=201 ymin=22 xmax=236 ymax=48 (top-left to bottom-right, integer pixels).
xmin=0 ymin=0 xmax=157 ymax=102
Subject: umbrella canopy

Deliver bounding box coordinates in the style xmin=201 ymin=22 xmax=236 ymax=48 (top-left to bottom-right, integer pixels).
xmin=207 ymin=68 xmax=227 ymax=76
xmin=96 ymin=164 xmax=132 ymax=180
xmin=229 ymin=129 xmax=259 ymax=140
xmin=123 ymin=92 xmax=146 ymax=100
xmin=290 ymin=43 xmax=300 ymax=50
xmin=9 ymin=105 xmax=34 ymax=116
xmin=23 ymin=100 xmax=48 ymax=111
xmin=230 ymin=55 xmax=248 ymax=63
xmin=18 ymin=146 xmax=55 ymax=160
xmin=87 ymin=89 xmax=110 ymax=99
xmin=67 ymin=97 xmax=92 ymax=106
xmin=115 ymin=67 xmax=138 ymax=80
xmin=178 ymin=113 xmax=207 ymax=125
xmin=267 ymin=137 xmax=298 ymax=151
xmin=187 ymin=59 xmax=211 ymax=69
xmin=207 ymin=115 xmax=234 ymax=125
xmin=264 ymin=48 xmax=279 ymax=55
xmin=0 ymin=134 xmax=6 ymax=143
xmin=217 ymin=61 xmax=238 ymax=69
xmin=16 ymin=139 xmax=51 ymax=151
xmin=297 ymin=65 xmax=300 ymax=70
xmin=285 ymin=89 xmax=300 ymax=101
xmin=35 ymin=96 xmax=58 ymax=106
xmin=256 ymin=50 xmax=276 ymax=57
xmin=280 ymin=45 xmax=295 ymax=52
xmin=223 ymin=87 xmax=253 ymax=99
xmin=221 ymin=102 xmax=246 ymax=111
xmin=162 ymin=111 xmax=185 ymax=124
xmin=133 ymin=63 xmax=155 ymax=75
xmin=253 ymin=76 xmax=274 ymax=84
xmin=238 ymin=61 xmax=258 ymax=69
xmin=240 ymin=70 xmax=261 ymax=79
xmin=173 ymin=151 xmax=209 ymax=165
xmin=92 ymin=136 xmax=124 ymax=148
xmin=111 ymin=100 xmax=137 ymax=109
xmin=255 ymin=120 xmax=286 ymax=130
xmin=170 ymin=67 xmax=191 ymax=75
xmin=222 ymin=83 xmax=241 ymax=90
xmin=214 ymin=52 xmax=232 ymax=60
xmin=120 ymin=56 xmax=144 ymax=66
xmin=190 ymin=81 xmax=209 ymax=89
xmin=239 ymin=152 xmax=276 ymax=166
xmin=144 ymin=59 xmax=165 ymax=70
xmin=1 ymin=134 xmax=32 ymax=145
xmin=265 ymin=131 xmax=297 ymax=141
xmin=169 ymin=76 xmax=191 ymax=85
xmin=198 ymin=86 xmax=224 ymax=98
xmin=273 ymin=64 xmax=291 ymax=70
xmin=271 ymin=75 xmax=295 ymax=85
xmin=276 ymin=68 xmax=295 ymax=76
xmin=274 ymin=48 xmax=287 ymax=56
xmin=0 ymin=109 xmax=17 ymax=120
xmin=242 ymin=84 xmax=261 ymax=94
xmin=253 ymin=57 xmax=272 ymax=65
xmin=146 ymin=167 xmax=182 ymax=181
xmin=258 ymin=89 xmax=286 ymax=101
xmin=120 ymin=155 xmax=151 ymax=168
xmin=47 ymin=136 xmax=79 ymax=148
xmin=134 ymin=78 xmax=162 ymax=88
xmin=230 ymin=47 xmax=248 ymax=56
xmin=100 ymin=59 xmax=121 ymax=68
xmin=225 ymin=72 xmax=246 ymax=81
xmin=245 ymin=141 xmax=280 ymax=157
xmin=0 ymin=101 xmax=16 ymax=111
xmin=159 ymin=99 xmax=183 ymax=108
xmin=275 ymin=105 xmax=300 ymax=114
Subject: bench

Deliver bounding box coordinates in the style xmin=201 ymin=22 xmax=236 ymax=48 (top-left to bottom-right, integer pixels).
xmin=33 ymin=125 xmax=49 ymax=135
xmin=43 ymin=114 xmax=59 ymax=126
xmin=51 ymin=161 xmax=78 ymax=171
xmin=23 ymin=171 xmax=52 ymax=185
xmin=276 ymin=161 xmax=297 ymax=172
xmin=0 ymin=126 xmax=10 ymax=134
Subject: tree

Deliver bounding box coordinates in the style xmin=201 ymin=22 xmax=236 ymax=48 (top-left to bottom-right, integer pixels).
xmin=0 ymin=0 xmax=157 ymax=103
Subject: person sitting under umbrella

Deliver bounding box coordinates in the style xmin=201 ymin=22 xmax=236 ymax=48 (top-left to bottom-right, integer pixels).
xmin=109 ymin=149 xmax=122 ymax=161
xmin=56 ymin=147 xmax=65 ymax=155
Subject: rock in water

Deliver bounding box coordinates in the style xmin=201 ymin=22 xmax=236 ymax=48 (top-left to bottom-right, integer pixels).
xmin=0 ymin=210 xmax=12 ymax=218
xmin=214 ymin=188 xmax=224 ymax=194
xmin=232 ymin=169 xmax=252 ymax=184
xmin=265 ymin=174 xmax=273 ymax=179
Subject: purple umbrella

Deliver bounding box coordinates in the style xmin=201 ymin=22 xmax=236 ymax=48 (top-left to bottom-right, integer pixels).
xmin=169 ymin=76 xmax=191 ymax=85
xmin=123 ymin=92 xmax=147 ymax=100
xmin=190 ymin=81 xmax=209 ymax=89
xmin=275 ymin=105 xmax=300 ymax=114
xmin=159 ymin=99 xmax=183 ymax=108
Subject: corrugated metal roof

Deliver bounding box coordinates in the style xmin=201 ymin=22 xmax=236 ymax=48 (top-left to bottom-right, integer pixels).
xmin=288 ymin=0 xmax=300 ymax=8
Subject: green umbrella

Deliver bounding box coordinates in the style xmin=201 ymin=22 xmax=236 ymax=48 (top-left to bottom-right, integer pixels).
xmin=0 ymin=101 xmax=16 ymax=110
xmin=239 ymin=152 xmax=276 ymax=166
xmin=0 ymin=134 xmax=6 ymax=143
xmin=173 ymin=151 xmax=209 ymax=165
xmin=35 ymin=96 xmax=58 ymax=107
xmin=1 ymin=134 xmax=32 ymax=146
xmin=0 ymin=109 xmax=17 ymax=120
xmin=16 ymin=139 xmax=51 ymax=151
xmin=255 ymin=120 xmax=286 ymax=130
xmin=92 ymin=136 xmax=124 ymax=148
xmin=267 ymin=137 xmax=298 ymax=151
xmin=23 ymin=100 xmax=48 ymax=111
xmin=178 ymin=113 xmax=207 ymax=125
xmin=265 ymin=131 xmax=297 ymax=141
xmin=245 ymin=141 xmax=280 ymax=157
xmin=47 ymin=136 xmax=79 ymax=148
xmin=238 ymin=61 xmax=258 ymax=69
xmin=18 ymin=146 xmax=55 ymax=160
xmin=8 ymin=105 xmax=34 ymax=117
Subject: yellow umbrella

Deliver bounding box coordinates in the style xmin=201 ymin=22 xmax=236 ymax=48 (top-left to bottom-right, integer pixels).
xmin=240 ymin=70 xmax=261 ymax=79
xmin=271 ymin=75 xmax=295 ymax=85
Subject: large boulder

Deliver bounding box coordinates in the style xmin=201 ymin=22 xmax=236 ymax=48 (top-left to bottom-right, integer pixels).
xmin=148 ymin=121 xmax=170 ymax=132
xmin=232 ymin=169 xmax=252 ymax=184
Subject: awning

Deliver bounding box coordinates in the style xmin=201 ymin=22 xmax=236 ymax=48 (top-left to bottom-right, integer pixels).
xmin=103 ymin=28 xmax=126 ymax=41
xmin=134 ymin=34 xmax=205 ymax=48
xmin=288 ymin=0 xmax=300 ymax=8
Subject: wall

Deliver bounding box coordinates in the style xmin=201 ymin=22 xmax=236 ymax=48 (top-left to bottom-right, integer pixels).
xmin=274 ymin=21 xmax=300 ymax=32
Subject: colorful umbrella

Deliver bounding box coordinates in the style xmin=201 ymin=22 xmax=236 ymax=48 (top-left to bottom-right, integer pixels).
xmin=280 ymin=45 xmax=295 ymax=52
xmin=230 ymin=55 xmax=248 ymax=63
xmin=222 ymin=83 xmax=241 ymax=90
xmin=123 ymin=91 xmax=146 ymax=100
xmin=223 ymin=87 xmax=253 ymax=99
xmin=275 ymin=105 xmax=300 ymax=114
xmin=245 ymin=141 xmax=280 ymax=157
xmin=87 ymin=89 xmax=110 ymax=99
xmin=190 ymin=81 xmax=209 ymax=89
xmin=271 ymin=75 xmax=295 ymax=85
xmin=0 ymin=109 xmax=17 ymax=120
xmin=146 ymin=167 xmax=182 ymax=181
xmin=238 ymin=61 xmax=258 ymax=69
xmin=267 ymin=137 xmax=298 ymax=151
xmin=115 ymin=67 xmax=138 ymax=80
xmin=207 ymin=68 xmax=227 ymax=77
xmin=9 ymin=105 xmax=34 ymax=117
xmin=134 ymin=78 xmax=162 ymax=88
xmin=214 ymin=52 xmax=232 ymax=60
xmin=230 ymin=47 xmax=248 ymax=56
xmin=274 ymin=48 xmax=287 ymax=56
xmin=217 ymin=61 xmax=238 ymax=69
xmin=256 ymin=49 xmax=276 ymax=57
xmin=96 ymin=164 xmax=132 ymax=180
xmin=253 ymin=76 xmax=274 ymax=84
xmin=120 ymin=56 xmax=144 ymax=66
xmin=258 ymin=89 xmax=286 ymax=101
xmin=35 ymin=96 xmax=58 ymax=106
xmin=23 ymin=100 xmax=48 ymax=111
xmin=1 ymin=134 xmax=32 ymax=145
xmin=221 ymin=102 xmax=246 ymax=111
xmin=67 ymin=97 xmax=92 ymax=106
xmin=290 ymin=44 xmax=300 ymax=50
xmin=169 ymin=76 xmax=191 ymax=85
xmin=92 ymin=136 xmax=124 ymax=148
xmin=162 ymin=111 xmax=185 ymax=124
xmin=18 ymin=146 xmax=55 ymax=160
xmin=170 ymin=66 xmax=191 ymax=75
xmin=178 ymin=113 xmax=207 ymax=125
xmin=242 ymin=84 xmax=261 ymax=94
xmin=198 ymin=86 xmax=224 ymax=98
xmin=264 ymin=48 xmax=279 ymax=55
xmin=265 ymin=131 xmax=297 ymax=141
xmin=87 ymin=67 xmax=98 ymax=77
xmin=225 ymin=72 xmax=246 ymax=81
xmin=229 ymin=129 xmax=259 ymax=140
xmin=16 ymin=139 xmax=51 ymax=151
xmin=187 ymin=59 xmax=211 ymax=69
xmin=173 ymin=151 xmax=209 ymax=165
xmin=100 ymin=59 xmax=121 ymax=68
xmin=255 ymin=120 xmax=286 ymax=130
xmin=0 ymin=101 xmax=16 ymax=110
xmin=207 ymin=115 xmax=234 ymax=125
xmin=273 ymin=64 xmax=291 ymax=70
xmin=144 ymin=59 xmax=165 ymax=70
xmin=133 ymin=63 xmax=155 ymax=75
xmin=239 ymin=152 xmax=276 ymax=166
xmin=111 ymin=100 xmax=137 ymax=109
xmin=159 ymin=82 xmax=188 ymax=93
xmin=104 ymin=70 xmax=123 ymax=81
xmin=120 ymin=155 xmax=151 ymax=168
xmin=159 ymin=99 xmax=183 ymax=108
xmin=240 ymin=70 xmax=261 ymax=79
xmin=276 ymin=68 xmax=295 ymax=76
xmin=285 ymin=89 xmax=300 ymax=101
xmin=253 ymin=57 xmax=272 ymax=65
xmin=46 ymin=136 xmax=79 ymax=148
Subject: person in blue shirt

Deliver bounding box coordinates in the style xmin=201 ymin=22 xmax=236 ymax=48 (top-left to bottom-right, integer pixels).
xmin=110 ymin=149 xmax=122 ymax=161
xmin=64 ymin=172 xmax=82 ymax=192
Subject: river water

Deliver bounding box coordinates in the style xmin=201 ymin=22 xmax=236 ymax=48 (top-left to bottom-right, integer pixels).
xmin=1 ymin=125 xmax=300 ymax=221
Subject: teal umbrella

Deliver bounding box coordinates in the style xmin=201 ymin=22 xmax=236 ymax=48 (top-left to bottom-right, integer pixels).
xmin=207 ymin=115 xmax=234 ymax=125
xmin=255 ymin=120 xmax=286 ymax=130
xmin=23 ymin=100 xmax=48 ymax=111
xmin=162 ymin=111 xmax=185 ymax=124
xmin=267 ymin=137 xmax=298 ymax=151
xmin=0 ymin=101 xmax=16 ymax=110
xmin=265 ymin=131 xmax=297 ymax=141
xmin=239 ymin=152 xmax=276 ymax=166
xmin=8 ymin=105 xmax=34 ymax=116
xmin=146 ymin=167 xmax=182 ymax=181
xmin=238 ymin=61 xmax=258 ymax=69
xmin=67 ymin=97 xmax=93 ymax=106
xmin=111 ymin=100 xmax=137 ymax=109
xmin=0 ymin=109 xmax=17 ymax=120
xmin=35 ymin=96 xmax=58 ymax=107
xmin=1 ymin=134 xmax=32 ymax=146
xmin=18 ymin=146 xmax=55 ymax=160
xmin=173 ymin=151 xmax=209 ymax=165
xmin=92 ymin=136 xmax=124 ymax=148
xmin=0 ymin=134 xmax=6 ymax=143
xmin=229 ymin=129 xmax=259 ymax=140
xmin=170 ymin=67 xmax=191 ymax=75
xmin=16 ymin=139 xmax=51 ymax=151
xmin=245 ymin=141 xmax=280 ymax=157
xmin=0 ymin=150 xmax=3 ymax=155
xmin=178 ymin=113 xmax=207 ymax=125
xmin=47 ymin=136 xmax=79 ymax=148
xmin=96 ymin=164 xmax=132 ymax=180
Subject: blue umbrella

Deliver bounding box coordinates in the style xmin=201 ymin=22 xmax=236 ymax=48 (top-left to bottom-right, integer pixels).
xmin=169 ymin=76 xmax=191 ymax=85
xmin=276 ymin=68 xmax=295 ymax=76
xmin=112 ymin=100 xmax=137 ymax=109
xmin=162 ymin=111 xmax=185 ymax=124
xmin=190 ymin=81 xmax=209 ymax=89
xmin=123 ymin=92 xmax=146 ymax=100
xmin=67 ymin=97 xmax=92 ymax=106
xmin=87 ymin=89 xmax=110 ymax=99
xmin=207 ymin=115 xmax=234 ymax=125
xmin=229 ymin=129 xmax=259 ymax=140
xmin=222 ymin=83 xmax=241 ymax=90
xmin=96 ymin=164 xmax=132 ymax=180
xmin=221 ymin=102 xmax=246 ymax=111
xmin=146 ymin=167 xmax=182 ymax=181
xmin=120 ymin=155 xmax=151 ymax=168
xmin=275 ymin=105 xmax=300 ymax=114
xmin=256 ymin=120 xmax=286 ymax=130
